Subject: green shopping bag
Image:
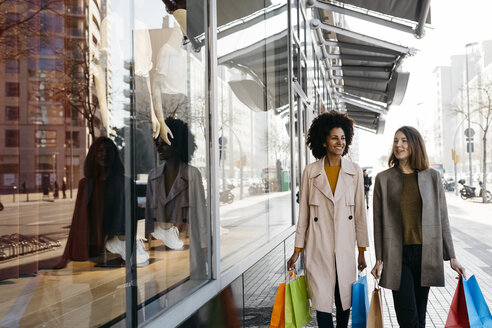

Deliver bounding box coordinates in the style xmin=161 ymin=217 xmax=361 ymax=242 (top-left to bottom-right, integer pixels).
xmin=285 ymin=273 xmax=311 ymax=328
xmin=285 ymin=282 xmax=296 ymax=328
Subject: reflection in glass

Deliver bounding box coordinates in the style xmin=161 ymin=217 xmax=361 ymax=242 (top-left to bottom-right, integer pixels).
xmin=146 ymin=117 xmax=208 ymax=280
xmin=57 ymin=137 xmax=148 ymax=268
xmin=217 ymin=0 xmax=292 ymax=270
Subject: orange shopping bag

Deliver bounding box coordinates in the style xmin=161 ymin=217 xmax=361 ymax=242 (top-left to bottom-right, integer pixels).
xmin=270 ymin=282 xmax=286 ymax=328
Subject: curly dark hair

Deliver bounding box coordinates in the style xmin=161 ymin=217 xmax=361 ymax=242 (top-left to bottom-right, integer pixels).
xmin=306 ymin=110 xmax=355 ymax=159
xmin=157 ymin=117 xmax=197 ymax=163
xmin=161 ymin=0 xmax=186 ymax=14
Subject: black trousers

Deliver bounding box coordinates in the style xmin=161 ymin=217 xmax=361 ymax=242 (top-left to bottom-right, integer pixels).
xmin=392 ymin=245 xmax=430 ymax=328
xmin=316 ymin=274 xmax=350 ymax=328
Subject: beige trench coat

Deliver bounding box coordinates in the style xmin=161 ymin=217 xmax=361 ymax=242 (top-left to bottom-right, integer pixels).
xmin=294 ymin=157 xmax=369 ymax=313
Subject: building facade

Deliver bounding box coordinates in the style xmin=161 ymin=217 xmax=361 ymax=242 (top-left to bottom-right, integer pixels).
xmin=0 ymin=0 xmax=428 ymax=326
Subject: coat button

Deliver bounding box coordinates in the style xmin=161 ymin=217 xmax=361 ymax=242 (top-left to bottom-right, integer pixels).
xmin=314 ymin=217 xmax=318 ymax=222
xmin=348 ymin=215 xmax=353 ymax=220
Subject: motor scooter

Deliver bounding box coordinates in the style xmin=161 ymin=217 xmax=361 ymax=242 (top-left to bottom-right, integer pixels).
xmin=458 ymin=179 xmax=492 ymax=202
xmin=443 ymin=178 xmax=455 ymax=192
xmin=248 ymin=183 xmax=265 ymax=195
xmin=219 ymin=185 xmax=235 ymax=204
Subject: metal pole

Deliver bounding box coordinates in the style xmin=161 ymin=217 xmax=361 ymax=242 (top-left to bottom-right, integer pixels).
xmin=465 ymin=44 xmax=473 ymax=186
xmin=453 ymin=117 xmax=467 ymax=195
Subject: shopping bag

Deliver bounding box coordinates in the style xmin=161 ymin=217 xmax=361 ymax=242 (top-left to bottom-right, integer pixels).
xmin=462 ymin=275 xmax=492 ymax=328
xmin=352 ymin=274 xmax=369 ymax=328
xmin=367 ymin=287 xmax=383 ymax=328
xmin=270 ymin=282 xmax=286 ymax=328
xmin=445 ymin=276 xmax=470 ymax=328
xmin=285 ymin=282 xmax=296 ymax=328
xmin=446 ymin=275 xmax=492 ymax=328
xmin=288 ymin=275 xmax=311 ymax=328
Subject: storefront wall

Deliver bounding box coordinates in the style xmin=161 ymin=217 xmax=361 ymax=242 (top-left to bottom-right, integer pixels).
xmin=0 ymin=0 xmax=331 ymax=326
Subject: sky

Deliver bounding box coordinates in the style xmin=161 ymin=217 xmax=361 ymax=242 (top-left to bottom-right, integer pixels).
xmin=356 ymin=0 xmax=492 ymax=171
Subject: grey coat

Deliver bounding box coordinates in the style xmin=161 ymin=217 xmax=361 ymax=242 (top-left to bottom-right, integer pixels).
xmin=373 ymin=167 xmax=456 ymax=290
xmin=145 ymin=162 xmax=208 ymax=249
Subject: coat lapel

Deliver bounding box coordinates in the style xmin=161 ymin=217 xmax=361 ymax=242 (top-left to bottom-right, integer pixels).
xmin=334 ymin=157 xmax=356 ymax=202
xmin=162 ymin=162 xmax=189 ymax=206
xmin=312 ymin=158 xmax=334 ymax=202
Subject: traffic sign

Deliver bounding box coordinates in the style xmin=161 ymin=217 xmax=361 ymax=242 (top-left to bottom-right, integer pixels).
xmin=464 ymin=128 xmax=475 ymax=138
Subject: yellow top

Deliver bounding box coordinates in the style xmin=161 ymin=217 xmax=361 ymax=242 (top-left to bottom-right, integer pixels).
xmin=295 ymin=164 xmax=366 ymax=252
xmin=324 ymin=165 xmax=341 ymax=195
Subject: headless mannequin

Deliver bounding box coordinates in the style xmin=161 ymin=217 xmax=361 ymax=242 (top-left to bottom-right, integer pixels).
xmin=152 ymin=23 xmax=190 ymax=126
xmin=91 ymin=36 xmax=112 ymax=136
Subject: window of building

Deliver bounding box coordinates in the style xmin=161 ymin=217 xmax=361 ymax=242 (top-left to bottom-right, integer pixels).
xmin=5 ymin=60 xmax=19 ymax=73
xmin=5 ymin=130 xmax=19 ymax=147
xmin=65 ymin=131 xmax=80 ymax=148
xmin=5 ymin=82 xmax=19 ymax=97
xmin=35 ymin=130 xmax=57 ymax=147
xmin=5 ymin=106 xmax=19 ymax=121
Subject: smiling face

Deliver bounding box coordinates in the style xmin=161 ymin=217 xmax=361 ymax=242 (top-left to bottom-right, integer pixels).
xmin=324 ymin=127 xmax=346 ymax=157
xmin=393 ymin=130 xmax=411 ymax=162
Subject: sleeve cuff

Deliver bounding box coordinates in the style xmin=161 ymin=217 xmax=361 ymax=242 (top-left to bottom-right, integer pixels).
xmin=294 ymin=247 xmax=303 ymax=252
xmin=358 ymin=247 xmax=367 ymax=252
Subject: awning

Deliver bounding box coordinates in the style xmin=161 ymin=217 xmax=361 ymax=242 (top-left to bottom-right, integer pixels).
xmin=217 ymin=4 xmax=289 ymax=113
xmin=309 ymin=0 xmax=426 ymax=134
xmin=309 ymin=0 xmax=431 ymax=38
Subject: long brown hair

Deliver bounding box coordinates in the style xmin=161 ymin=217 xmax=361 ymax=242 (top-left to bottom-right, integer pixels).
xmin=388 ymin=126 xmax=429 ymax=170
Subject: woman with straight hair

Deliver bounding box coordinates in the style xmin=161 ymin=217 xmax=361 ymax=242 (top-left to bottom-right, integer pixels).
xmin=371 ymin=126 xmax=465 ymax=328
xmin=287 ymin=110 xmax=369 ymax=328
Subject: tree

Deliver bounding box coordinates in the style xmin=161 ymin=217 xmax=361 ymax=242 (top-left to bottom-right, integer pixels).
xmin=456 ymin=80 xmax=492 ymax=203
xmin=0 ymin=0 xmax=62 ymax=61
xmin=58 ymin=38 xmax=100 ymax=141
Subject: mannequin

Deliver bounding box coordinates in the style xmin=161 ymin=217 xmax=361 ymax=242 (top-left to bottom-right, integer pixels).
xmin=152 ymin=24 xmax=191 ymax=125
xmin=96 ymin=12 xmax=172 ymax=146
xmin=91 ymin=48 xmax=113 ymax=136
xmin=146 ymin=117 xmax=208 ymax=279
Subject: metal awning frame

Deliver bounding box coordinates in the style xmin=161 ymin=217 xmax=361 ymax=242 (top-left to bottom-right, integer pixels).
xmin=312 ymin=20 xmax=417 ymax=55
xmin=307 ymin=0 xmax=431 ymax=38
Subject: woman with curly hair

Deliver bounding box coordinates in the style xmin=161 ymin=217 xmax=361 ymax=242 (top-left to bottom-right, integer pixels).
xmin=287 ymin=110 xmax=369 ymax=328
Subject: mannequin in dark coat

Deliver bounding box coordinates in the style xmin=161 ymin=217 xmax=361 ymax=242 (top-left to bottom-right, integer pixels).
xmin=55 ymin=137 xmax=126 ymax=268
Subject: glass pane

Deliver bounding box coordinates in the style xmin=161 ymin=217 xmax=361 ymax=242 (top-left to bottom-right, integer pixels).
xmin=0 ymin=0 xmax=211 ymax=326
xmin=0 ymin=1 xmax=132 ymax=326
xmin=133 ymin=0 xmax=211 ymax=323
xmin=265 ymin=3 xmax=292 ymax=236
xmin=217 ymin=0 xmax=292 ymax=270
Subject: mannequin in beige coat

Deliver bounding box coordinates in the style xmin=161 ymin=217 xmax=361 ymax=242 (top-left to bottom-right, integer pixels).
xmin=288 ymin=111 xmax=369 ymax=328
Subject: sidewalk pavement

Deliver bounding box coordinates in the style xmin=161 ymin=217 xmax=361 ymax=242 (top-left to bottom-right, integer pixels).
xmin=243 ymin=191 xmax=492 ymax=327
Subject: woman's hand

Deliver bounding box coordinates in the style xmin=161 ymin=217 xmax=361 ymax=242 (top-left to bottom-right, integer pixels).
xmin=450 ymin=258 xmax=466 ymax=278
xmin=371 ymin=260 xmax=383 ymax=279
xmin=358 ymin=251 xmax=367 ymax=272
xmin=287 ymin=251 xmax=300 ymax=271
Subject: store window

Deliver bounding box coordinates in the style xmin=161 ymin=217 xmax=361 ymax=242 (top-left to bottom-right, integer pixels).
xmin=0 ymin=0 xmax=211 ymax=326
xmin=217 ymin=0 xmax=292 ymax=270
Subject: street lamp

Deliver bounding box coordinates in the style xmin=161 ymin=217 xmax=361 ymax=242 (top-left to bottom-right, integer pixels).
xmin=465 ymin=42 xmax=478 ymax=186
